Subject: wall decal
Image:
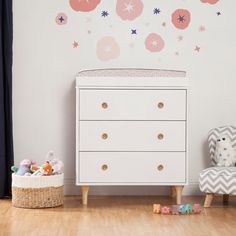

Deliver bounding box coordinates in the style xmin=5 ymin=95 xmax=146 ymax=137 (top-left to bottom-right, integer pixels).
xmin=72 ymin=41 xmax=79 ymax=48
xmin=145 ymin=33 xmax=165 ymax=52
xmin=55 ymin=1 xmax=223 ymax=61
xmin=177 ymin=35 xmax=183 ymax=41
xmin=153 ymin=8 xmax=161 ymax=15
xmin=199 ymin=26 xmax=206 ymax=32
xmin=116 ymin=0 xmax=143 ymax=21
xmin=70 ymin=0 xmax=101 ymax=12
xmin=195 ymin=46 xmax=200 ymax=52
xmin=171 ymin=9 xmax=191 ymax=29
xmin=101 ymin=11 xmax=109 ymax=17
xmin=96 ymin=36 xmax=120 ymax=61
xmin=55 ymin=13 xmax=68 ymax=25
xmin=200 ymin=0 xmax=219 ymax=4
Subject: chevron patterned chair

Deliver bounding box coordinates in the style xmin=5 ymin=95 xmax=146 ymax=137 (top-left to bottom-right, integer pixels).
xmin=199 ymin=126 xmax=236 ymax=207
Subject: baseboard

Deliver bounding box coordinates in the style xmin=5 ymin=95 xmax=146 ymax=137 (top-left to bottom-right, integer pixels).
xmin=64 ymin=178 xmax=203 ymax=196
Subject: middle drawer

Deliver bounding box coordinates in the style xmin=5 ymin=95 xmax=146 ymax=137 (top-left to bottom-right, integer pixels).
xmin=79 ymin=121 xmax=186 ymax=151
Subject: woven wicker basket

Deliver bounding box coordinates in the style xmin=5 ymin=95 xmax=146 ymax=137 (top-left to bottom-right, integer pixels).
xmin=12 ymin=173 xmax=64 ymax=208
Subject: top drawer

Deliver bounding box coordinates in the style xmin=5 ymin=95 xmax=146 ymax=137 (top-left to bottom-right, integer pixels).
xmin=79 ymin=89 xmax=186 ymax=120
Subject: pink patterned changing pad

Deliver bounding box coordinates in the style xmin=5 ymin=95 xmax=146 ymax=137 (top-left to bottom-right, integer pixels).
xmin=77 ymin=69 xmax=186 ymax=77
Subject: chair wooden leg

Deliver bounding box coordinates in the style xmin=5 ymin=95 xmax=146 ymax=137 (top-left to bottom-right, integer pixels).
xmin=204 ymin=193 xmax=214 ymax=208
xmin=170 ymin=186 xmax=176 ymax=198
xmin=174 ymin=186 xmax=183 ymax=205
xmin=223 ymin=194 xmax=229 ymax=205
xmin=81 ymin=186 xmax=89 ymax=205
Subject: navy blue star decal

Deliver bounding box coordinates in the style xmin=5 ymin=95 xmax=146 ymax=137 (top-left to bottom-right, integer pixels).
xmin=178 ymin=15 xmax=185 ymax=23
xmin=216 ymin=11 xmax=221 ymax=16
xmin=101 ymin=11 xmax=109 ymax=17
xmin=153 ymin=8 xmax=161 ymax=14
xmin=131 ymin=29 xmax=137 ymax=35
xmin=59 ymin=16 xmax=64 ymax=23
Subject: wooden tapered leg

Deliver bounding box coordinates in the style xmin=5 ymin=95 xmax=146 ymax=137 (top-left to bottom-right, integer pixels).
xmin=204 ymin=193 xmax=214 ymax=208
xmin=170 ymin=186 xmax=176 ymax=198
xmin=81 ymin=186 xmax=89 ymax=205
xmin=174 ymin=186 xmax=183 ymax=205
xmin=223 ymin=194 xmax=229 ymax=205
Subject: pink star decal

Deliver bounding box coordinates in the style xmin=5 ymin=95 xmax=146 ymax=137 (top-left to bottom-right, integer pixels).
xmin=72 ymin=41 xmax=79 ymax=48
xmin=199 ymin=25 xmax=205 ymax=32
xmin=195 ymin=46 xmax=200 ymax=52
xmin=178 ymin=35 xmax=183 ymax=41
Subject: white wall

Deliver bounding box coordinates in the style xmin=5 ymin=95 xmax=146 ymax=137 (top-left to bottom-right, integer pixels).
xmin=13 ymin=0 xmax=236 ymax=195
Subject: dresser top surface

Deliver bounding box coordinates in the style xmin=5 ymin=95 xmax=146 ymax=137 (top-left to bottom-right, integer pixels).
xmin=77 ymin=69 xmax=186 ymax=78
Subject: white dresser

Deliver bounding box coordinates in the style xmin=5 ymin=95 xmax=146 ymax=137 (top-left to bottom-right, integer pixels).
xmin=76 ymin=69 xmax=188 ymax=205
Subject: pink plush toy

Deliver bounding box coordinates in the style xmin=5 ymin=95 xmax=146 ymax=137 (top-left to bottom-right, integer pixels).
xmin=15 ymin=159 xmax=36 ymax=176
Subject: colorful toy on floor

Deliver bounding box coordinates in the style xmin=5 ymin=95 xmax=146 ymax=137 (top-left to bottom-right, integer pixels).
xmin=153 ymin=204 xmax=161 ymax=214
xmin=161 ymin=206 xmax=170 ymax=214
xmin=153 ymin=203 xmax=201 ymax=215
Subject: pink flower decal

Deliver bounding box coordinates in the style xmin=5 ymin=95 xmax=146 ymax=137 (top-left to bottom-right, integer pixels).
xmin=96 ymin=36 xmax=120 ymax=61
xmin=171 ymin=9 xmax=191 ymax=30
xmin=69 ymin=0 xmax=101 ymax=12
xmin=200 ymin=0 xmax=219 ymax=4
xmin=145 ymin=33 xmax=165 ymax=52
xmin=116 ymin=0 xmax=143 ymax=21
xmin=55 ymin=13 xmax=68 ymax=25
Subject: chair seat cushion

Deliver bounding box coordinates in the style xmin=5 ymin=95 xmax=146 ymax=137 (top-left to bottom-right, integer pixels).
xmin=199 ymin=167 xmax=236 ymax=195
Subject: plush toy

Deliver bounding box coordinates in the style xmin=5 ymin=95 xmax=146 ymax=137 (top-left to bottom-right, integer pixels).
xmin=31 ymin=161 xmax=53 ymax=176
xmin=30 ymin=165 xmax=40 ymax=173
xmin=50 ymin=158 xmax=64 ymax=175
xmin=11 ymin=166 xmax=18 ymax=173
xmin=14 ymin=159 xmax=36 ymax=176
xmin=214 ymin=135 xmax=236 ymax=167
xmin=44 ymin=150 xmax=64 ymax=175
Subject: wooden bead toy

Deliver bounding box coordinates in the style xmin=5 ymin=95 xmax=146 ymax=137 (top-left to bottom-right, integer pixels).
xmin=153 ymin=203 xmax=201 ymax=215
xmin=161 ymin=206 xmax=170 ymax=214
xmin=171 ymin=205 xmax=179 ymax=215
xmin=153 ymin=204 xmax=161 ymax=214
xmin=192 ymin=203 xmax=201 ymax=213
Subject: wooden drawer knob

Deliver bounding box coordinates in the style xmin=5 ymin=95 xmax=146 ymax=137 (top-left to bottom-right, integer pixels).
xmin=158 ymin=102 xmax=164 ymax=109
xmin=157 ymin=165 xmax=164 ymax=171
xmin=101 ymin=133 xmax=108 ymax=140
xmin=101 ymin=102 xmax=108 ymax=109
xmin=101 ymin=164 xmax=108 ymax=171
xmin=157 ymin=133 xmax=164 ymax=140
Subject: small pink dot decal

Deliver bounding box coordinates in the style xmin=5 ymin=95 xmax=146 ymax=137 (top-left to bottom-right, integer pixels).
xmin=55 ymin=13 xmax=68 ymax=25
xmin=171 ymin=9 xmax=191 ymax=30
xmin=145 ymin=33 xmax=165 ymax=52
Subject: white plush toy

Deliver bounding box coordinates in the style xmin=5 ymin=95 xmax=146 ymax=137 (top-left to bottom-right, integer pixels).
xmin=214 ymin=135 xmax=236 ymax=167
xmin=46 ymin=150 xmax=64 ymax=174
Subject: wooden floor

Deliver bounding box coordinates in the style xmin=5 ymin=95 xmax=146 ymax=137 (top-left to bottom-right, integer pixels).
xmin=0 ymin=196 xmax=236 ymax=236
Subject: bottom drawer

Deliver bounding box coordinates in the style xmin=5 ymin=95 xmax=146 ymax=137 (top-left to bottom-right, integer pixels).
xmin=79 ymin=152 xmax=186 ymax=183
